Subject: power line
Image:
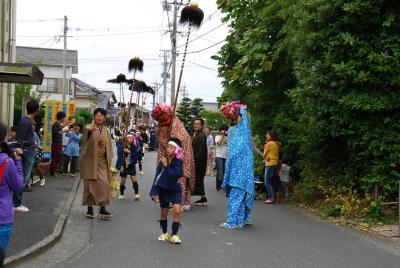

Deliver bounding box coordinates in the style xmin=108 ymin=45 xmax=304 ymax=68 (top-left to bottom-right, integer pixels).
xmin=185 ymin=40 xmax=225 ymax=54
xmin=187 ymin=60 xmax=218 ymax=72
xmin=17 ymin=29 xmax=161 ymax=38
xmin=177 ymin=23 xmax=225 ymax=49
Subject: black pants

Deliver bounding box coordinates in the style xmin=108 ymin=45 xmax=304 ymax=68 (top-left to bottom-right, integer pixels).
xmin=62 ymin=154 xmax=79 ymax=174
xmin=137 ymin=150 xmax=143 ymax=171
xmin=0 ymin=243 xmax=4 ymax=268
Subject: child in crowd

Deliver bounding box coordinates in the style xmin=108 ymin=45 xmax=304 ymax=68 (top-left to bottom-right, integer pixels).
xmin=118 ymin=133 xmax=140 ymax=200
xmin=278 ymin=158 xmax=291 ymax=199
xmin=150 ymin=138 xmax=184 ymax=244
xmin=7 ymin=127 xmax=17 ymax=143
xmin=0 ymin=123 xmax=24 ymax=253
xmin=32 ymin=122 xmax=45 ymax=186
xmin=62 ymin=124 xmax=82 ymax=177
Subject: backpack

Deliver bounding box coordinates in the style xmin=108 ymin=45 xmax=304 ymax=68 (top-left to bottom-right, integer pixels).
xmin=0 ymin=159 xmax=9 ymax=185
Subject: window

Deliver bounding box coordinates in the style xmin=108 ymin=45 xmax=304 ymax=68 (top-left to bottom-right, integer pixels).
xmin=39 ymin=78 xmax=57 ymax=92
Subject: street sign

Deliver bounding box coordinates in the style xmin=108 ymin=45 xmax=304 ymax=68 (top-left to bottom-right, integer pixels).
xmin=42 ymin=100 xmax=76 ymax=159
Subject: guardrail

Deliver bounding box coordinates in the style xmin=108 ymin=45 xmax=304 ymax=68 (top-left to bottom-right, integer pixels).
xmin=380 ymin=181 xmax=399 ymax=237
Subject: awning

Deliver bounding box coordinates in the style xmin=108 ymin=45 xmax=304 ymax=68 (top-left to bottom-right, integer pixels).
xmin=0 ymin=62 xmax=44 ymax=85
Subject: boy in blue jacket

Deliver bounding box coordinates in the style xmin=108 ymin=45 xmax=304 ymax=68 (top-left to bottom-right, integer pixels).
xmin=150 ymin=138 xmax=184 ymax=244
xmin=119 ymin=133 xmax=140 ymax=200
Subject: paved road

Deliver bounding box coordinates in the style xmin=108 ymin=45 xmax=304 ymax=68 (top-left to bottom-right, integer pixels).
xmin=19 ymin=152 xmax=400 ymax=268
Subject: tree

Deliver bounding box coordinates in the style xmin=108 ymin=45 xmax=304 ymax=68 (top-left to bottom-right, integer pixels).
xmin=14 ymin=84 xmax=43 ymax=126
xmin=286 ymin=0 xmax=400 ymax=196
xmin=216 ymin=0 xmax=400 ymax=198
xmin=76 ymin=109 xmax=93 ymax=126
xmin=176 ymin=97 xmax=193 ymax=132
xmin=176 ymin=97 xmax=205 ymax=135
xmin=190 ymin=98 xmax=204 ymax=119
xmin=201 ymin=110 xmax=229 ymax=131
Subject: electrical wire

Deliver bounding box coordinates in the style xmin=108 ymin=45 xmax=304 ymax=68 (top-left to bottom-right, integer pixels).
xmin=185 ymin=40 xmax=225 ymax=54
xmin=177 ymin=23 xmax=225 ymax=49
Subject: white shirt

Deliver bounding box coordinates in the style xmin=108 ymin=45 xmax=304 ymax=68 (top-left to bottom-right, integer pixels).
xmin=279 ymin=164 xmax=291 ymax=182
xmin=215 ymin=134 xmax=228 ymax=159
xmin=206 ymin=135 xmax=214 ymax=150
xmin=62 ymin=128 xmax=69 ymax=147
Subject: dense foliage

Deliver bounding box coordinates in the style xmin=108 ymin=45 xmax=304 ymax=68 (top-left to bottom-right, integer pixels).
xmin=176 ymin=97 xmax=204 ymax=135
xmin=200 ymin=109 xmax=229 ymax=131
xmin=216 ymin=0 xmax=400 ymax=199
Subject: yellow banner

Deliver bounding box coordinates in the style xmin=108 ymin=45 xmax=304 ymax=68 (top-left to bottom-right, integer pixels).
xmin=42 ymin=100 xmax=76 ymax=158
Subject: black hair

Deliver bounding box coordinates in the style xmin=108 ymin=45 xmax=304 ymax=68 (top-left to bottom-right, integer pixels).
xmin=169 ymin=137 xmax=182 ymax=148
xmin=193 ymin=117 xmax=204 ymax=126
xmin=267 ymin=130 xmax=279 ymax=142
xmin=219 ymin=124 xmax=228 ymax=132
xmin=10 ymin=126 xmax=17 ymax=132
xmin=94 ymin=108 xmax=107 ymax=117
xmin=0 ymin=122 xmax=8 ymax=142
xmin=26 ymin=100 xmax=39 ymax=114
xmin=56 ymin=111 xmax=66 ymax=121
xmin=74 ymin=123 xmax=82 ymax=129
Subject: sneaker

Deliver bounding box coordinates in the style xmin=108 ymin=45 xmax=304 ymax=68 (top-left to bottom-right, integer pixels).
xmin=99 ymin=211 xmax=112 ymax=220
xmin=86 ymin=210 xmax=95 ymax=219
xmin=140 ymin=171 xmax=144 ymax=175
xmin=134 ymin=194 xmax=141 ymax=200
xmin=14 ymin=205 xmax=29 ymax=213
xmin=194 ymin=197 xmax=208 ymax=206
xmin=264 ymin=199 xmax=275 ymax=204
xmin=158 ymin=233 xmax=170 ymax=241
xmin=61 ymin=173 xmax=67 ymax=176
xmin=118 ymin=194 xmax=125 ymax=200
xmin=70 ymin=173 xmax=76 ymax=177
xmin=40 ymin=178 xmax=46 ymax=186
xmin=181 ymin=205 xmax=191 ymax=211
xmin=219 ymin=222 xmax=244 ymax=229
xmin=169 ymin=235 xmax=182 ymax=244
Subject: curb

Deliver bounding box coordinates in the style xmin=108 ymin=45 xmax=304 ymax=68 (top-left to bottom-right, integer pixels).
xmin=5 ymin=176 xmax=81 ymax=267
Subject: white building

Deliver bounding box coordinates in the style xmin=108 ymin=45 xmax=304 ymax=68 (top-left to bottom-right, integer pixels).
xmin=16 ymin=46 xmax=78 ymax=102
xmin=202 ymin=101 xmax=219 ymax=113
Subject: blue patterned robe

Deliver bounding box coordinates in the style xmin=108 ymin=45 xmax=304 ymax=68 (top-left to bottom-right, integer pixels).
xmin=221 ymin=108 xmax=254 ymax=227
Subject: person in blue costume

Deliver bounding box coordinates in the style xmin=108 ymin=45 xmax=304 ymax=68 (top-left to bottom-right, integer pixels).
xmin=150 ymin=138 xmax=184 ymax=244
xmin=114 ymin=126 xmax=125 ymax=171
xmin=118 ymin=133 xmax=140 ymax=200
xmin=219 ymin=101 xmax=254 ymax=229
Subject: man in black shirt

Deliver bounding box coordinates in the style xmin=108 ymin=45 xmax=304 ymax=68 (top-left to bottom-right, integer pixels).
xmin=50 ymin=112 xmax=67 ymax=176
xmin=13 ymin=100 xmax=39 ymax=213
xmin=192 ymin=117 xmax=208 ymax=206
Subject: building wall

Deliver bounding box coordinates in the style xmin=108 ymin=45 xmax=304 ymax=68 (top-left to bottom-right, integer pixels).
xmin=35 ymin=66 xmax=74 ymax=103
xmin=75 ymin=98 xmax=97 ymax=112
xmin=0 ymin=0 xmax=15 ymax=127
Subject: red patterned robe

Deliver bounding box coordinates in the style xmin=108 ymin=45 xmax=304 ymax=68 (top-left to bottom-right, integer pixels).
xmin=157 ymin=116 xmax=195 ymax=206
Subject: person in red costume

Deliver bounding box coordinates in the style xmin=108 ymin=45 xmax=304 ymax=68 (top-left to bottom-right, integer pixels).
xmin=151 ymin=104 xmax=195 ymax=211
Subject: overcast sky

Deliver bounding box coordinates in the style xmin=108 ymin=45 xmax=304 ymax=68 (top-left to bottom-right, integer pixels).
xmin=16 ymin=0 xmax=227 ymax=108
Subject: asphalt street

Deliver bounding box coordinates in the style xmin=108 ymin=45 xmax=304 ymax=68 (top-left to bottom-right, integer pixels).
xmin=19 ymin=151 xmax=400 ymax=268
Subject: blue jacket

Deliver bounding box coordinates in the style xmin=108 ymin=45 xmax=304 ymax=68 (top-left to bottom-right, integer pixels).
xmin=126 ymin=142 xmax=139 ymax=165
xmin=64 ymin=131 xmax=82 ymax=157
xmin=149 ymin=159 xmax=183 ymax=196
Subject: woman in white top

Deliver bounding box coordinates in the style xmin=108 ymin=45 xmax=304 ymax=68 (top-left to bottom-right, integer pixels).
xmin=214 ymin=125 xmax=228 ymax=191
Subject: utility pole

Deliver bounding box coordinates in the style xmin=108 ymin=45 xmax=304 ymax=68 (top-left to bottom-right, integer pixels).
xmin=161 ymin=50 xmax=169 ymax=104
xmin=153 ymin=82 xmax=160 ymax=109
xmin=182 ymin=84 xmax=188 ymax=98
xmin=170 ymin=0 xmax=178 ymax=105
xmin=62 ymin=15 xmax=68 ymax=102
